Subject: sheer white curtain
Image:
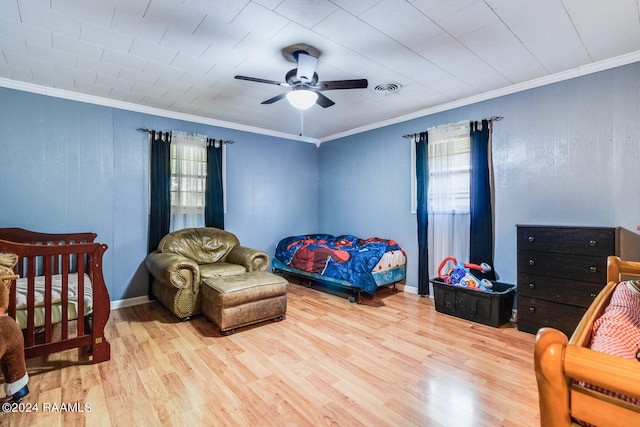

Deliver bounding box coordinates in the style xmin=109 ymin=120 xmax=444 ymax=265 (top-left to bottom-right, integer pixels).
xmin=170 ymin=131 xmax=207 ymax=231
xmin=427 ymin=121 xmax=471 ymax=285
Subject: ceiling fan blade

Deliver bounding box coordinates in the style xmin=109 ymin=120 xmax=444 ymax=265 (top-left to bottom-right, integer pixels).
xmin=295 ymin=52 xmax=318 ymax=82
xmin=315 ymin=79 xmax=368 ymax=91
xmin=235 ymin=75 xmax=290 ymax=87
xmin=261 ymin=93 xmax=287 ymax=105
xmin=314 ymin=92 xmax=335 ymax=108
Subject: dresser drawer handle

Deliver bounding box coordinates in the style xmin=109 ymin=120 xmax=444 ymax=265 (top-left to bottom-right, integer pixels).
xmin=529 ymin=283 xmax=535 ymax=289
xmin=529 ymin=307 xmax=535 ymax=313
xmin=528 ymin=236 xmax=535 ymax=242
xmin=590 ymin=293 xmax=597 ymax=298
xmin=529 ymin=259 xmax=535 ymax=266
xmin=589 ymin=240 xmax=597 ymax=246
xmin=590 ymin=266 xmax=597 ymax=273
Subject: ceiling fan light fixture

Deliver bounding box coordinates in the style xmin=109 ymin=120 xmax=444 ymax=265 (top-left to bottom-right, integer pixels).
xmin=286 ymin=89 xmax=318 ymax=110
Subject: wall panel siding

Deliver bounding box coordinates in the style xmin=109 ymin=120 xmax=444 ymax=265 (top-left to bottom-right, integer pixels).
xmin=0 ymin=89 xmax=319 ymax=302
xmin=320 ymin=62 xmax=640 ymax=289
xmin=224 ymin=133 xmax=319 ymax=256
xmin=0 ymin=89 xmax=16 ymax=222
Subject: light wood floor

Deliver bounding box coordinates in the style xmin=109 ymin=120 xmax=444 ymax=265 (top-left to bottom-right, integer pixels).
xmin=2 ymin=283 xmax=540 ymax=427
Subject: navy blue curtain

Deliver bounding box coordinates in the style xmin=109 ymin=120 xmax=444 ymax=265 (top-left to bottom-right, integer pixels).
xmin=147 ymin=131 xmax=171 ymax=298
xmin=205 ymin=139 xmax=224 ymax=229
xmin=469 ymin=120 xmax=496 ymax=280
xmin=148 ymin=131 xmax=171 ymax=254
xmin=415 ymin=132 xmax=430 ymax=295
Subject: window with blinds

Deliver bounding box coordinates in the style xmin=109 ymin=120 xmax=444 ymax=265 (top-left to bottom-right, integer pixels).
xmin=169 ymin=131 xmax=207 ymax=230
xmin=427 ymin=123 xmax=471 ymax=215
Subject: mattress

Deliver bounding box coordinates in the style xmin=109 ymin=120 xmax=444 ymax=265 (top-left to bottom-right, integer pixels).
xmin=13 ymin=273 xmax=93 ymax=329
xmin=373 ymin=248 xmax=406 ymax=272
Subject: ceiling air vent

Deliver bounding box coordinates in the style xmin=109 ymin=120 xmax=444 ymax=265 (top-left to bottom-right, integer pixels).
xmin=373 ymin=82 xmax=401 ymax=95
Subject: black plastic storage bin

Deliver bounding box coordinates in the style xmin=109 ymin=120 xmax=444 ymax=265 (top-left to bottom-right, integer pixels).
xmin=430 ymin=278 xmax=516 ymax=327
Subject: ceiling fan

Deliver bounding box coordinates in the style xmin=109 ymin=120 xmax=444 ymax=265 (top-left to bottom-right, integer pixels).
xmin=234 ymin=44 xmax=368 ymax=110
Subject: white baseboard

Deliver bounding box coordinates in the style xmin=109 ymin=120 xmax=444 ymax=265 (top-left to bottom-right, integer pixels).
xmin=403 ymin=285 xmax=419 ymax=294
xmin=110 ymin=284 xmax=427 ymax=311
xmin=401 ymin=284 xmax=433 ymax=298
xmin=110 ymin=295 xmax=151 ymax=310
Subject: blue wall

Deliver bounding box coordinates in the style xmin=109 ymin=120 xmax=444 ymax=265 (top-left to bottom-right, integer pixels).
xmin=0 ymin=88 xmax=319 ymax=301
xmin=2 ymin=61 xmax=640 ymax=303
xmin=320 ymin=62 xmax=640 ymax=288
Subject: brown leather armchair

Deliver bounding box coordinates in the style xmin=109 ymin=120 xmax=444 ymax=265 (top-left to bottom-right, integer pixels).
xmin=145 ymin=227 xmax=269 ymax=319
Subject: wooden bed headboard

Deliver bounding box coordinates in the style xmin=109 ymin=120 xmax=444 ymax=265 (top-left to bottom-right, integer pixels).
xmin=534 ymin=256 xmax=640 ymax=427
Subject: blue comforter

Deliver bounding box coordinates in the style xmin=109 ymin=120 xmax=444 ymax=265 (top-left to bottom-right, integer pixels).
xmin=274 ymin=234 xmax=402 ymax=294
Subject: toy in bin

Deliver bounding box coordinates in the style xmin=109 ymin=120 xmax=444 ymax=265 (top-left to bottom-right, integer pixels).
xmin=438 ymin=256 xmax=493 ymax=292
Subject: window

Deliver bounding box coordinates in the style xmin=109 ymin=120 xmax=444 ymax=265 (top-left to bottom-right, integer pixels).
xmin=413 ymin=119 xmax=495 ymax=295
xmin=426 ymin=122 xmax=471 ymax=290
xmin=427 ymin=124 xmax=470 ymax=215
xmin=170 ymin=131 xmax=207 ymax=231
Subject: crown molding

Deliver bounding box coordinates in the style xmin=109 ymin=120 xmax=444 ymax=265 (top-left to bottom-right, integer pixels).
xmin=0 ymin=77 xmax=319 ymax=145
xmin=2 ymin=49 xmax=639 ymax=146
xmin=318 ymin=50 xmax=640 ymax=143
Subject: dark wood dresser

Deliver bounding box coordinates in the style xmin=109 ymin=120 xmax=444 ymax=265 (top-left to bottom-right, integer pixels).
xmin=516 ymin=225 xmax=619 ymax=336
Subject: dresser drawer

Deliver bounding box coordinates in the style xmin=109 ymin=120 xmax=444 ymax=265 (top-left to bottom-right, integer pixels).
xmin=517 ymin=273 xmax=602 ymax=307
xmin=516 ymin=297 xmax=586 ymax=337
xmin=517 ymin=226 xmax=616 ymax=256
xmin=517 ymin=250 xmax=607 ymax=283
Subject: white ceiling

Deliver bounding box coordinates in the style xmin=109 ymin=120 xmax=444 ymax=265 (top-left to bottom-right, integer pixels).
xmin=1 ymin=0 xmax=640 ymax=142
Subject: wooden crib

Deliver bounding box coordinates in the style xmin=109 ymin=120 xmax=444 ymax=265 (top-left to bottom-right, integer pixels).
xmin=0 ymin=227 xmax=111 ymax=363
xmin=534 ymin=256 xmax=640 ymax=426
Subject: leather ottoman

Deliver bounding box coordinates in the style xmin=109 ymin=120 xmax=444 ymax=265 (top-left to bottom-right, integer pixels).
xmin=202 ymin=271 xmax=288 ymax=334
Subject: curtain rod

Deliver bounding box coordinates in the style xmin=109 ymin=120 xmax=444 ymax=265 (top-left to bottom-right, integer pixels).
xmin=136 ymin=127 xmax=235 ymax=144
xmin=401 ymin=116 xmax=503 ymax=139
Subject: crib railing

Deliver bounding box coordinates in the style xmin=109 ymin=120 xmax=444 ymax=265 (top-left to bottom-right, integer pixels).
xmin=0 ymin=227 xmax=110 ymax=363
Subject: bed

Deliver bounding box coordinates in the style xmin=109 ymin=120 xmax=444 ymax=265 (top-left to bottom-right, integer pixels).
xmin=0 ymin=227 xmax=111 ymax=363
xmin=534 ymin=256 xmax=640 ymax=427
xmin=272 ymin=234 xmax=406 ymax=303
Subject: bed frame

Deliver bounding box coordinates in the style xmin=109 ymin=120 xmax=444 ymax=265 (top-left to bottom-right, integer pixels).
xmin=0 ymin=227 xmax=110 ymax=363
xmin=272 ymin=257 xmax=405 ymax=303
xmin=534 ymin=256 xmax=640 ymax=427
